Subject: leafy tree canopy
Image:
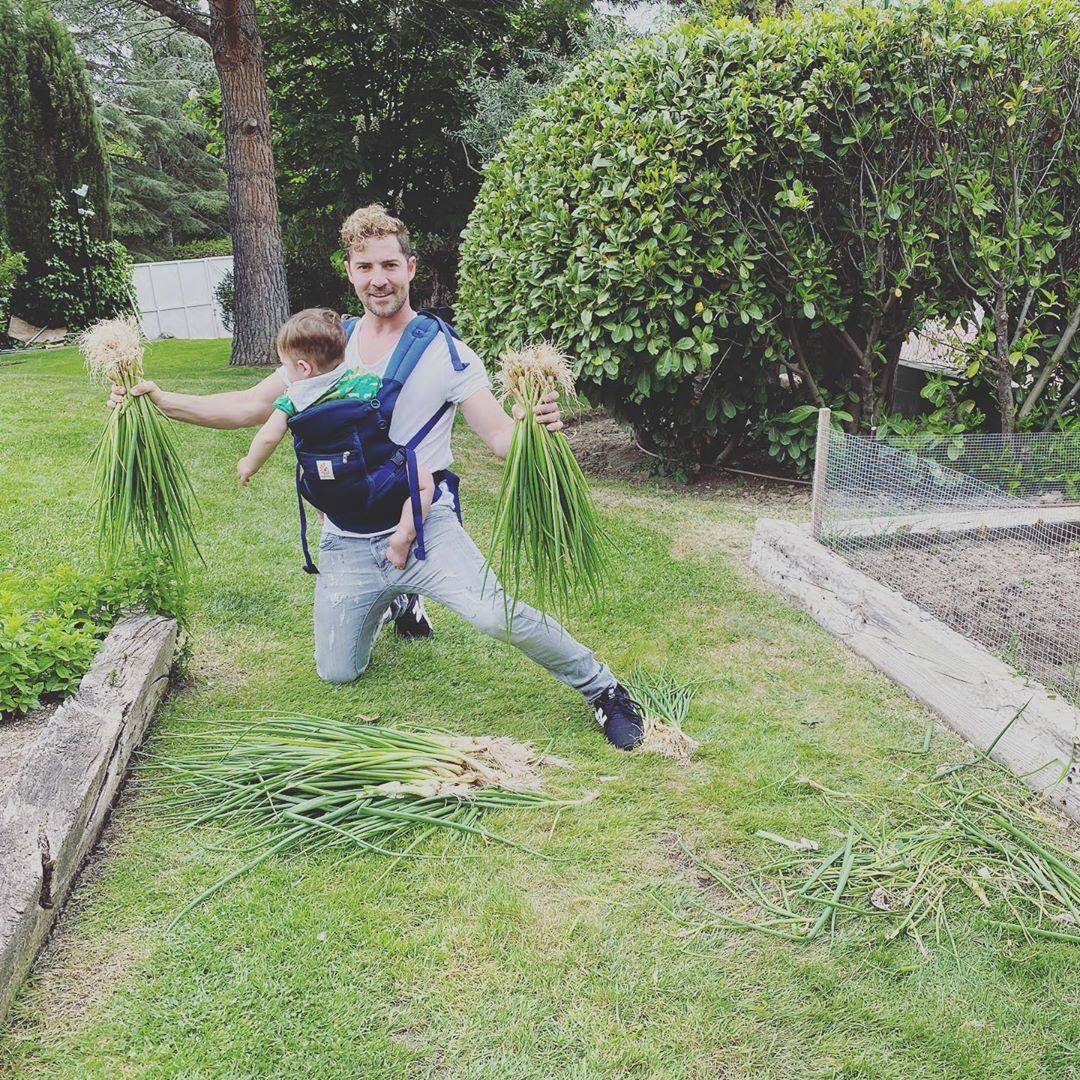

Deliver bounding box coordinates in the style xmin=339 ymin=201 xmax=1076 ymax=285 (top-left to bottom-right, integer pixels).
xmin=262 ymin=0 xmax=593 ymax=305
xmin=51 ymin=0 xmax=228 ymax=261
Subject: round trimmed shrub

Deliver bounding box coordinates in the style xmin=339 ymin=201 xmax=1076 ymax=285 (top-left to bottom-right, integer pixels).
xmin=457 ymin=1 xmax=1080 ymax=468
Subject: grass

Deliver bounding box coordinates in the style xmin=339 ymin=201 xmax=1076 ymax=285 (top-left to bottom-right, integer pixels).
xmin=1 ymin=340 xmax=1079 ymax=1079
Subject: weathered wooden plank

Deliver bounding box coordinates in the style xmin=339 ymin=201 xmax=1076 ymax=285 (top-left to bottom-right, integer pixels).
xmin=824 ymin=503 xmax=1080 ymax=540
xmin=751 ymin=519 xmax=1080 ymax=820
xmin=0 ymin=612 xmax=177 ymax=1024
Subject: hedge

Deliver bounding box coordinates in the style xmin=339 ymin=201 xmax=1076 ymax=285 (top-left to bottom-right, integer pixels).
xmin=458 ymin=0 xmax=1080 ymax=471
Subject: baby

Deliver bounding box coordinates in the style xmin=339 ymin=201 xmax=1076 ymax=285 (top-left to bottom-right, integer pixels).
xmin=237 ymin=307 xmax=435 ymax=569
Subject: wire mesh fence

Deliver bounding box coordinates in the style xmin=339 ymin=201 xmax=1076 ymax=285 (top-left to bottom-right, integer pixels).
xmin=814 ymin=423 xmax=1080 ymax=705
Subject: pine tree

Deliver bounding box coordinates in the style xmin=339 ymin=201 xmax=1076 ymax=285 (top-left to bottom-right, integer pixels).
xmin=49 ymin=1 xmax=229 ymax=261
xmin=128 ymin=0 xmax=291 ymax=365
xmin=20 ymin=1 xmax=111 ymax=240
xmin=0 ymin=0 xmax=30 ymax=249
xmin=98 ymin=32 xmax=228 ymax=259
xmin=3 ymin=3 xmax=116 ymax=325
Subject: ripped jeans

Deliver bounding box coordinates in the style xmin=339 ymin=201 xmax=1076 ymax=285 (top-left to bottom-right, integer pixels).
xmin=312 ymin=501 xmax=615 ymax=701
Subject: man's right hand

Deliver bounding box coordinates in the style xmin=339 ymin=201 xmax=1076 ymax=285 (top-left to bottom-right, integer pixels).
xmin=108 ymin=380 xmax=159 ymax=409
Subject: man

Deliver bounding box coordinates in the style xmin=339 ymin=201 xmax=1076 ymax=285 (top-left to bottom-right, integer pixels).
xmin=111 ymin=205 xmax=645 ymax=749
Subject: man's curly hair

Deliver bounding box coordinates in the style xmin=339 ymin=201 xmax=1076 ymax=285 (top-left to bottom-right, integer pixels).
xmin=340 ymin=204 xmax=412 ymax=258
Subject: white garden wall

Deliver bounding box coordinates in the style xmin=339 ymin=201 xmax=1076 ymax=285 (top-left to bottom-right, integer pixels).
xmin=133 ymin=256 xmax=233 ymax=340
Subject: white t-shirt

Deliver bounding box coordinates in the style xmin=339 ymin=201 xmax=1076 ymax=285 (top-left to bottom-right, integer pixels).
xmin=276 ymin=317 xmax=491 ymax=537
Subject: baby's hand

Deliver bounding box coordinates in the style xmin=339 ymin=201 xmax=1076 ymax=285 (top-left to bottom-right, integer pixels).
xmin=237 ymin=457 xmax=255 ymax=486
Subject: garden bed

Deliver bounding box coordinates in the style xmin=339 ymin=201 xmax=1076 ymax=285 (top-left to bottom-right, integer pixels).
xmin=0 ymin=612 xmax=177 ymax=1025
xmin=751 ymin=518 xmax=1080 ymax=822
xmin=843 ymin=524 xmax=1080 ymax=703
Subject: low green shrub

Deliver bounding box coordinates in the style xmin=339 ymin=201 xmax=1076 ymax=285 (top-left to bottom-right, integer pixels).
xmin=29 ymin=194 xmax=134 ymax=331
xmin=0 ymin=245 xmax=27 ymax=332
xmin=213 ymin=269 xmax=235 ymax=333
xmin=0 ymin=561 xmax=185 ymax=719
xmin=161 ymin=237 xmax=232 ymax=261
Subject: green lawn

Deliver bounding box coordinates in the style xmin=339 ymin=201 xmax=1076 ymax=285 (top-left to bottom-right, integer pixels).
xmin=1 ymin=341 xmax=1078 ymax=1080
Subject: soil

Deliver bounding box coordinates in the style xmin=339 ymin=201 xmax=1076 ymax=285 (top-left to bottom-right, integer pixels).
xmin=562 ymin=410 xmax=811 ymax=519
xmin=848 ymin=528 xmax=1080 ymax=702
xmin=0 ymin=702 xmax=58 ymax=800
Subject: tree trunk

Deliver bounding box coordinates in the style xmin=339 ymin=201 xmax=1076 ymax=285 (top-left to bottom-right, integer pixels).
xmin=210 ymin=0 xmax=288 ymax=365
xmin=993 ymin=286 xmax=1015 ymax=433
xmin=837 ymin=327 xmax=876 ymax=432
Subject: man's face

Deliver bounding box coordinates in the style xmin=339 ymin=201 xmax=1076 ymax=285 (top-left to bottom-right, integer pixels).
xmin=344 ymin=235 xmax=416 ymax=319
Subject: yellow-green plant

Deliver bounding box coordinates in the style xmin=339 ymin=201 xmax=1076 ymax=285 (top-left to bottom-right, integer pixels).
xmin=488 ymin=344 xmax=609 ymax=620
xmin=80 ymin=318 xmax=199 ymax=570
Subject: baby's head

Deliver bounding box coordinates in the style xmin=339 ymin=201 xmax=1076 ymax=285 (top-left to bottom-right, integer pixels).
xmin=276 ymin=308 xmax=346 ymax=382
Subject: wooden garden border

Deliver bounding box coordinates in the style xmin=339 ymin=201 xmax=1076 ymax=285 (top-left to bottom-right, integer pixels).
xmin=751 ymin=519 xmax=1079 ymax=822
xmin=825 ymin=503 xmax=1080 ymax=541
xmin=0 ymin=612 xmax=177 ymax=1025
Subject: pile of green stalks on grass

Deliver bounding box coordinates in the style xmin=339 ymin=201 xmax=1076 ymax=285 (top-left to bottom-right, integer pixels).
xmin=488 ymin=344 xmax=609 ymax=622
xmin=150 ymin=713 xmax=585 ymax=925
xmin=80 ymin=318 xmax=200 ymax=572
xmin=662 ymin=724 xmax=1080 ymax=954
xmin=625 ymin=666 xmax=700 ymax=761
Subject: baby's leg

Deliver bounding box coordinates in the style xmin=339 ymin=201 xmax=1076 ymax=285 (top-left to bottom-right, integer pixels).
xmin=386 ymin=466 xmax=436 ymax=569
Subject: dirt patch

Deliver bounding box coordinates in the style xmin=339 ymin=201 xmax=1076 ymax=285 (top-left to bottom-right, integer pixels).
xmin=0 ymin=703 xmax=57 ymax=801
xmin=667 ymin=516 xmax=756 ymax=564
xmin=846 ymin=528 xmax=1080 ymax=702
xmin=562 ymin=411 xmax=651 ymax=482
xmin=563 ymin=409 xmax=810 ymax=520
xmin=661 ymin=831 xmax=717 ymax=890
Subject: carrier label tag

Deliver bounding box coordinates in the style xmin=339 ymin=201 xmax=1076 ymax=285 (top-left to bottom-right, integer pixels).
xmin=317 ymin=460 xmax=335 ymax=480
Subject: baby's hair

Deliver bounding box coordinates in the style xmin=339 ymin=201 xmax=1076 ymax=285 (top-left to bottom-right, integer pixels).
xmin=277 ymin=308 xmax=346 ymax=372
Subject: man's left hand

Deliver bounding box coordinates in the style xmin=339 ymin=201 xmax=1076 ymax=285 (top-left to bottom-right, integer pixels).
xmin=513 ymin=390 xmax=563 ymax=432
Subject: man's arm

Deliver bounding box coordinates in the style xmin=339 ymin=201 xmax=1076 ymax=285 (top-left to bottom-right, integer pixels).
xmin=459 ymin=388 xmax=563 ymax=460
xmin=109 ymin=371 xmax=283 ymax=430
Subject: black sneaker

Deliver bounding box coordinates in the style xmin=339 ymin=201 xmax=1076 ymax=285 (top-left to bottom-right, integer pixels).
xmin=392 ymin=594 xmax=434 ymax=639
xmin=592 ymin=683 xmax=645 ymax=750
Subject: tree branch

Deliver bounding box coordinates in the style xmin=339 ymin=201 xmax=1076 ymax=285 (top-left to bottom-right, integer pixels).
xmin=129 ymin=0 xmax=210 ymax=42
xmin=788 ymin=322 xmax=824 ymax=407
xmin=1019 ymin=295 xmax=1080 ymax=421
xmin=1044 ymin=371 xmax=1080 ymax=431
xmin=1009 ymin=284 xmax=1036 ymax=351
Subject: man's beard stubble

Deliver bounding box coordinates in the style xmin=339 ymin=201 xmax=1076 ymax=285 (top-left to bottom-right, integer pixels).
xmin=362 ymin=286 xmax=408 ymax=319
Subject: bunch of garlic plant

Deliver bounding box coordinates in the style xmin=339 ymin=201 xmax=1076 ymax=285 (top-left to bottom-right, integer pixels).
xmin=489 ymin=344 xmax=609 ymax=622
xmin=80 ymin=318 xmax=199 ymax=572
xmin=625 ymin=665 xmax=700 ymax=761
xmin=151 ymin=713 xmax=582 ymax=924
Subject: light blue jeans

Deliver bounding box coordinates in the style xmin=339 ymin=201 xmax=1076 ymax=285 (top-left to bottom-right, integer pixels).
xmin=312 ymin=502 xmax=614 ymax=700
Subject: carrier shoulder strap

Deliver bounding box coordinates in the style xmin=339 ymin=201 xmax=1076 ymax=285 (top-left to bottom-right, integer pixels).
xmin=417 ymin=309 xmax=467 ymax=373
xmin=342 ymin=312 xmax=467 ymax=387
xmin=383 ymin=313 xmax=469 ymax=388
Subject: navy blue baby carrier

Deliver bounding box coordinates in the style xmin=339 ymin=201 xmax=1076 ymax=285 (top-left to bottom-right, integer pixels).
xmin=288 ymin=311 xmax=466 ymax=573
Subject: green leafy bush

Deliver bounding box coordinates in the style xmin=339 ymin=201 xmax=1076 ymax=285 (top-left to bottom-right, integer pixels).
xmin=214 ymin=269 xmax=235 ymax=333
xmin=0 ymin=245 xmax=27 ymax=332
xmin=0 ymin=561 xmax=185 ymax=719
xmin=32 ymin=194 xmax=135 ymax=331
xmin=458 ymin=0 xmax=1079 ymax=471
xmin=163 ymin=238 xmax=232 ymax=261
